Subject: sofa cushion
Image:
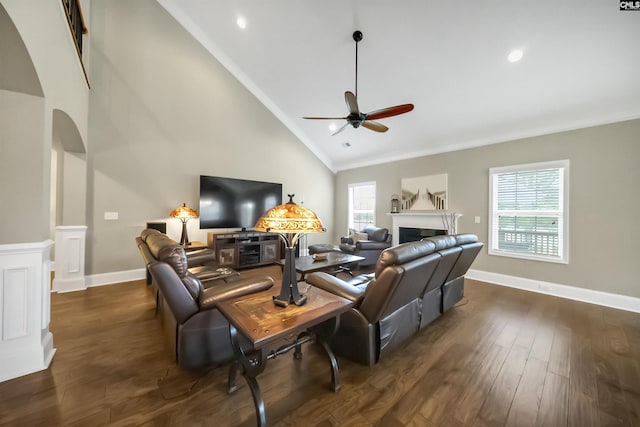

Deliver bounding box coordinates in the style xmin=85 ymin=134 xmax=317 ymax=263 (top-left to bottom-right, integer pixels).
xmin=352 ymin=232 xmax=369 ymax=243
xmin=181 ymin=274 xmax=202 ymax=300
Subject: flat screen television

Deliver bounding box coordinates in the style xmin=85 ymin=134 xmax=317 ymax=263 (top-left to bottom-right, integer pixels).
xmin=199 ymin=175 xmax=282 ymax=230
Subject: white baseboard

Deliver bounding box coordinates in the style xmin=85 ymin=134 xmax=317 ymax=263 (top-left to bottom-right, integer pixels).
xmin=466 ymin=269 xmax=640 ymax=314
xmin=85 ymin=268 xmax=146 ymax=288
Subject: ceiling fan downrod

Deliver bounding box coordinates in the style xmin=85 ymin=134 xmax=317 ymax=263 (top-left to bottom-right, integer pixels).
xmin=353 ymin=30 xmax=362 ymax=99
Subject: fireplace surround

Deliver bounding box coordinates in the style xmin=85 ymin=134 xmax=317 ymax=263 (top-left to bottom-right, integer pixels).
xmin=388 ymin=212 xmax=462 ymax=246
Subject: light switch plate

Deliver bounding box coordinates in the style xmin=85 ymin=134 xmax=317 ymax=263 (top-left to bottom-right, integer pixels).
xmin=474 ymin=216 xmax=481 ymax=224
xmin=104 ymin=212 xmax=119 ymax=220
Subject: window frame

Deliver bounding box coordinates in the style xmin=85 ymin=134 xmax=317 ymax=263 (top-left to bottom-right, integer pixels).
xmin=488 ymin=159 xmax=570 ymax=264
xmin=347 ymin=181 xmax=376 ymax=232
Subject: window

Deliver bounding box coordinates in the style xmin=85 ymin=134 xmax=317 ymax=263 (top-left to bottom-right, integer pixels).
xmin=489 ymin=160 xmax=569 ymax=263
xmin=348 ymin=182 xmax=376 ymax=231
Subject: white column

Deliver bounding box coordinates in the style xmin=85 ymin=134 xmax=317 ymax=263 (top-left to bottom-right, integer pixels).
xmin=0 ymin=240 xmax=56 ymax=382
xmin=53 ymin=225 xmax=87 ymax=293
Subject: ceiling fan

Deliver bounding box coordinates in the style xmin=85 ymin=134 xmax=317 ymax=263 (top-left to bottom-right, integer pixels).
xmin=303 ymin=30 xmax=414 ymax=136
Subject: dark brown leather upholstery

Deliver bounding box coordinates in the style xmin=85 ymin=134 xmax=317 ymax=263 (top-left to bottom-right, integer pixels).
xmin=307 ymin=234 xmax=482 ymax=366
xmin=338 ymin=225 xmax=393 ymax=267
xmin=137 ymin=229 xmax=274 ymax=369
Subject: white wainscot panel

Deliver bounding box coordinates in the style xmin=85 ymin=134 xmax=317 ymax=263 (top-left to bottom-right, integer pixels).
xmin=0 ymin=240 xmax=55 ymax=382
xmin=53 ymin=226 xmax=87 ymax=293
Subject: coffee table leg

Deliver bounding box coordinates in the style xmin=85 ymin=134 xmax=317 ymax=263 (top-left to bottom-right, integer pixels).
xmin=313 ymin=316 xmax=342 ymax=392
xmin=228 ymin=324 xmax=268 ymax=427
xmin=227 ymin=360 xmax=238 ymax=393
xmin=317 ymin=337 xmax=341 ymax=392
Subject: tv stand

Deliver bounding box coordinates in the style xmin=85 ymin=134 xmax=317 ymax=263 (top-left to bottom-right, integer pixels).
xmin=207 ymin=231 xmax=281 ymax=269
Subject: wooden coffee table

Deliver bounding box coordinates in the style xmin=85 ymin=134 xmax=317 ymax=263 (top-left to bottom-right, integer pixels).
xmin=217 ymin=284 xmax=353 ymax=427
xmin=275 ymin=252 xmax=365 ymax=280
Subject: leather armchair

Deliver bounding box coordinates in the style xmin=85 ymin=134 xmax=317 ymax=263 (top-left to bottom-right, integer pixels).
xmin=338 ymin=225 xmax=392 ymax=267
xmin=148 ymin=245 xmax=273 ymax=369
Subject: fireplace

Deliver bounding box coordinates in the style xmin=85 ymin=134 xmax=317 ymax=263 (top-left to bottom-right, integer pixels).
xmin=388 ymin=212 xmax=462 ymax=246
xmin=399 ymin=227 xmax=447 ymax=243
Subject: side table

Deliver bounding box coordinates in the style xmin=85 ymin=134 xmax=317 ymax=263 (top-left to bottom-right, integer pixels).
xmin=216 ymin=284 xmax=353 ymax=427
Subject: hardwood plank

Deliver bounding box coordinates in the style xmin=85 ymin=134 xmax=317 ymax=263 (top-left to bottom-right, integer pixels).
xmin=1 ymin=275 xmax=639 ymax=426
xmin=474 ymin=345 xmax=529 ymax=426
xmin=505 ymin=356 xmax=548 ymax=427
xmin=536 ymin=371 xmax=568 ymax=427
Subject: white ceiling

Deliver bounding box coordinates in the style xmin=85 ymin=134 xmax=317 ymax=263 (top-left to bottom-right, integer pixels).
xmin=158 ymin=0 xmax=640 ymax=172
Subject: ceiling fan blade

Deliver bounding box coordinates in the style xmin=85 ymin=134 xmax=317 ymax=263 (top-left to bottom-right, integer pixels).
xmin=303 ymin=116 xmax=347 ymax=120
xmin=365 ymin=103 xmax=414 ymax=121
xmin=362 ymin=120 xmax=389 ymax=133
xmin=331 ymin=122 xmax=351 ymax=136
xmin=345 ymin=91 xmax=360 ymax=114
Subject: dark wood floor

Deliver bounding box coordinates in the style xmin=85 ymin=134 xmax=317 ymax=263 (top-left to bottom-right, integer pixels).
xmin=1 ymin=265 xmax=639 ymax=426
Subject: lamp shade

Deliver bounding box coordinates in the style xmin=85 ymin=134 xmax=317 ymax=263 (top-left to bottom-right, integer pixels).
xmin=170 ymin=203 xmax=198 ymax=220
xmin=254 ymin=195 xmax=325 ymax=238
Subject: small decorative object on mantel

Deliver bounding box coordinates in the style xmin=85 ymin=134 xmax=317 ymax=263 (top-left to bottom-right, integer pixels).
xmin=401 ymin=174 xmax=448 ymax=211
xmin=442 ymin=212 xmax=458 ymax=235
xmin=390 ymin=194 xmax=400 ymax=213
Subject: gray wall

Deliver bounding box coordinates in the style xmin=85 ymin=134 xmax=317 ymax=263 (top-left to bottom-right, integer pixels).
xmin=0 ymin=90 xmax=48 ymax=243
xmin=86 ymin=0 xmax=334 ymax=275
xmin=336 ymin=119 xmax=640 ymax=298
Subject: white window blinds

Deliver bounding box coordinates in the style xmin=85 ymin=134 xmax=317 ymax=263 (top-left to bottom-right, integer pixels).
xmin=348 ymin=182 xmax=376 ymax=231
xmin=489 ymin=160 xmax=569 ymax=263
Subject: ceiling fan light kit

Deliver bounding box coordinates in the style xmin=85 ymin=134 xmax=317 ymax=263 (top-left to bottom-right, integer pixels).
xmin=303 ymin=30 xmax=414 ymax=135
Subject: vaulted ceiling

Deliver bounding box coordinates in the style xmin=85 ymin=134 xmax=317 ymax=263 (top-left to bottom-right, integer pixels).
xmin=158 ymin=0 xmax=640 ymax=172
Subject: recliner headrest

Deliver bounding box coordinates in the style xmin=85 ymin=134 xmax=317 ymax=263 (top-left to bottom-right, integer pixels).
xmin=455 ymin=233 xmax=479 ymax=245
xmin=363 ymin=225 xmax=389 ymax=242
xmin=375 ymin=240 xmax=437 ymax=277
xmin=141 ymin=228 xmax=162 ymax=242
xmin=157 ymin=245 xmax=189 ymax=277
xmin=422 ymin=235 xmax=457 ymax=250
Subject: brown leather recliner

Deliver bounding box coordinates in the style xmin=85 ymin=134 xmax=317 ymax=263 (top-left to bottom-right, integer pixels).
xmin=338 ymin=225 xmax=392 ymax=267
xmin=147 ymin=241 xmax=273 ymax=369
xmin=307 ymin=234 xmax=482 ymax=366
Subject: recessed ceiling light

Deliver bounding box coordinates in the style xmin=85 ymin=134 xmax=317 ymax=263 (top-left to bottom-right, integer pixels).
xmin=329 ymin=123 xmax=337 ymax=132
xmin=236 ymin=16 xmax=247 ymax=29
xmin=507 ymin=49 xmax=523 ymax=63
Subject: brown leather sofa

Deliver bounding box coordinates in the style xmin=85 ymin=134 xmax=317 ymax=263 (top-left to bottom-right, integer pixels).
xmin=338 ymin=225 xmax=393 ymax=267
xmin=137 ymin=229 xmax=274 ymax=369
xmin=306 ymin=233 xmax=482 ymax=366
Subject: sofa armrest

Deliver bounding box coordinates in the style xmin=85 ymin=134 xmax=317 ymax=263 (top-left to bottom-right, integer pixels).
xmin=186 ymin=248 xmax=217 ymax=267
xmin=356 ymin=240 xmax=391 ymax=251
xmin=306 ymin=272 xmax=365 ymax=305
xmin=199 ymin=276 xmax=274 ymax=310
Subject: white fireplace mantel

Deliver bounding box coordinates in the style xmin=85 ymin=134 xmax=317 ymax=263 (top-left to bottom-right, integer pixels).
xmin=388 ymin=212 xmax=463 ymax=246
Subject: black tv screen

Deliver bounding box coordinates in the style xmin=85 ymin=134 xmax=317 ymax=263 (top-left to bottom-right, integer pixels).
xmin=199 ymin=175 xmax=282 ymax=230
